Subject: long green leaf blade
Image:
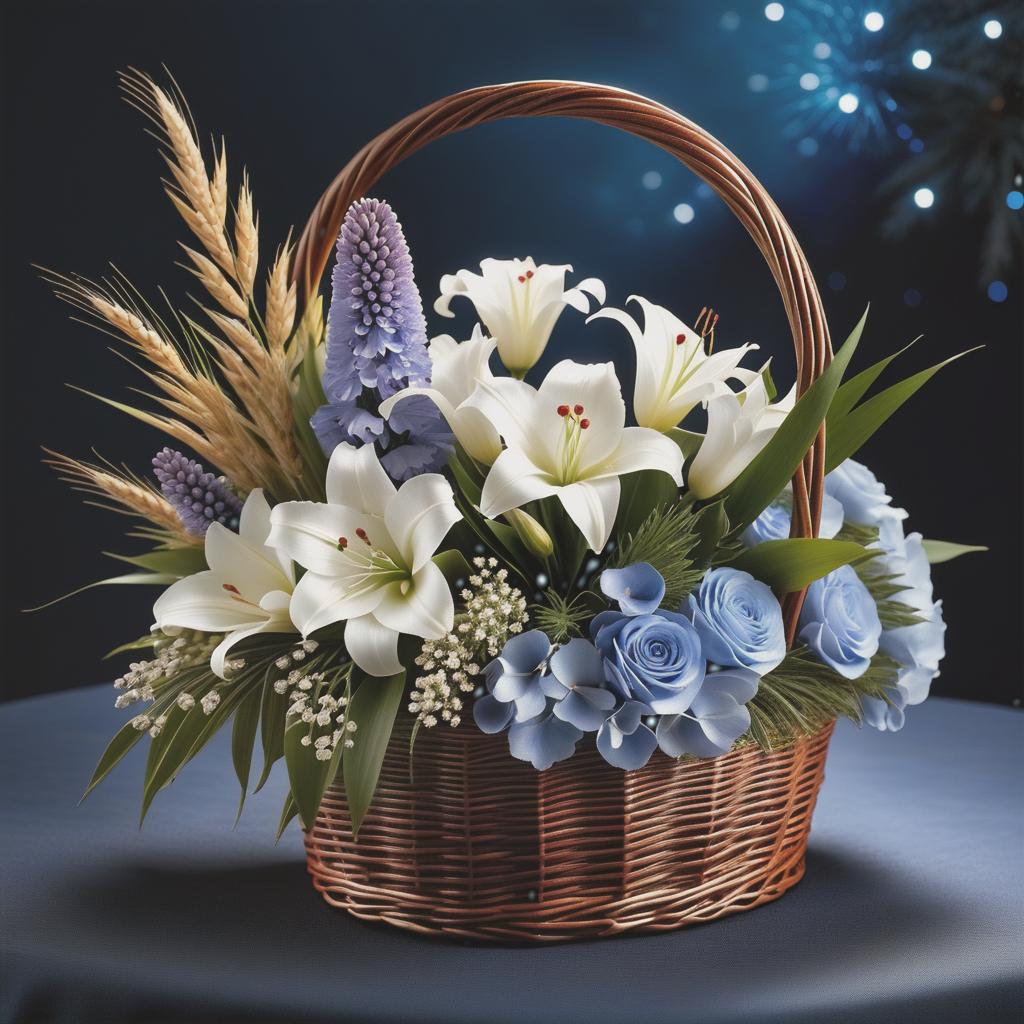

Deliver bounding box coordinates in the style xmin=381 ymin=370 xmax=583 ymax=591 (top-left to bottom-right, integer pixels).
xmin=342 ymin=670 xmax=405 ymax=836
xmin=231 ymin=685 xmax=263 ymax=823
xmin=827 ymin=336 xmax=920 ymax=424
xmin=724 ymin=308 xmax=867 ymax=530
xmin=920 ymin=539 xmax=988 ymax=564
xmin=729 ymin=538 xmax=875 ymax=592
xmin=825 ymin=347 xmax=981 ymax=473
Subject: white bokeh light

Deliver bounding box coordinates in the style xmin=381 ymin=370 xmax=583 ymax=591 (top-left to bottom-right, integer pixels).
xmin=913 ymin=187 xmax=935 ymax=209
xmin=911 ymin=49 xmax=932 ymax=70
xmin=813 ymin=41 xmax=831 ymax=59
xmin=799 ymin=72 xmax=820 ymax=90
xmin=673 ymin=203 xmax=695 ymax=224
xmin=642 ymin=171 xmax=663 ymax=190
xmin=764 ymin=3 xmax=784 ymax=22
xmin=863 ymin=11 xmax=884 ymax=31
xmin=838 ymin=92 xmax=859 ymax=113
xmin=983 ymin=19 xmax=1002 ymax=39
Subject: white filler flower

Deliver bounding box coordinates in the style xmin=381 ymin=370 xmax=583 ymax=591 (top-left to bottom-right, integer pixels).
xmin=379 ymin=325 xmax=502 ymax=464
xmin=687 ymin=373 xmax=795 ymax=499
xmin=472 ymin=359 xmax=684 ymax=554
xmin=152 ymin=490 xmax=296 ymax=678
xmin=588 ymin=296 xmax=759 ymax=432
xmin=434 ymin=257 xmax=604 ymax=376
xmin=268 ymin=444 xmax=462 ymax=678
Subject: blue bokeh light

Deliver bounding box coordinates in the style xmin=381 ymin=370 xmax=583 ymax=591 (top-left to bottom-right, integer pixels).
xmin=987 ymin=280 xmax=1008 ymax=303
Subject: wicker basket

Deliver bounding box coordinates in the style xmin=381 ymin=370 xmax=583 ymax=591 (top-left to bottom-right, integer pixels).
xmin=293 ymin=82 xmax=836 ymax=942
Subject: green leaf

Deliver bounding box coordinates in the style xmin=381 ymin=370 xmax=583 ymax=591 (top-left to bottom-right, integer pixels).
xmin=82 ymin=719 xmax=148 ymax=800
xmin=104 ymin=546 xmax=208 ymax=577
xmin=447 ymin=448 xmax=483 ymax=505
xmin=825 ymin=347 xmax=981 ymax=472
xmin=103 ymin=634 xmax=158 ymax=659
xmin=724 ymin=308 xmax=867 ymax=531
xmin=24 ymin=572 xmax=176 ymax=612
xmin=283 ymin=720 xmax=333 ymax=830
xmin=921 ymin=539 xmax=988 ymax=564
xmin=615 ymin=470 xmax=679 ymax=539
xmin=255 ymin=667 xmax=288 ymax=792
xmin=275 ymin=792 xmax=300 ymax=841
xmin=433 ymin=548 xmax=472 ymax=585
xmin=689 ymin=499 xmax=730 ymax=571
xmin=827 ymin=336 xmax=920 ymax=424
xmin=342 ymin=670 xmax=405 ymax=836
xmin=667 ymin=427 xmax=704 ymax=461
xmin=231 ymin=685 xmax=263 ymax=823
xmin=729 ymin=538 xmax=875 ymax=592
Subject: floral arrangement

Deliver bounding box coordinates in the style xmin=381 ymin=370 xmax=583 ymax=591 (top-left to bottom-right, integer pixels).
xmin=45 ymin=73 xmax=983 ymax=835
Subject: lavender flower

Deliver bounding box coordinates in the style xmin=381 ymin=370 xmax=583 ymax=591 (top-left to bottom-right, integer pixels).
xmin=312 ymin=198 xmax=452 ymax=478
xmin=152 ymin=448 xmax=242 ymax=535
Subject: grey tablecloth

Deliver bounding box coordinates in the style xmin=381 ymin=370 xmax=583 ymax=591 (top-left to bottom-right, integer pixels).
xmin=1 ymin=687 xmax=1021 ymax=1024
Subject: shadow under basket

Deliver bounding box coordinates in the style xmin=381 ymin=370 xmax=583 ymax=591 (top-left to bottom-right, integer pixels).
xmin=304 ymin=720 xmax=835 ymax=942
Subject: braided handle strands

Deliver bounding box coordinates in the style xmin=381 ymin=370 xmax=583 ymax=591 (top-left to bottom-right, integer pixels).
xmin=292 ymin=81 xmax=834 ymax=636
xmin=306 ymin=720 xmax=834 ymax=941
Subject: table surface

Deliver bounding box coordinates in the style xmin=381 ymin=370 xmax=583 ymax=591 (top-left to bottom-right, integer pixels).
xmin=1 ymin=687 xmax=1021 ymax=1024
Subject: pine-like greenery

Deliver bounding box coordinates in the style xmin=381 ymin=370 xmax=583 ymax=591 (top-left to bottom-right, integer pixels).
xmin=746 ymin=647 xmax=900 ymax=750
xmin=530 ymin=590 xmax=592 ymax=642
xmin=611 ymin=502 xmax=704 ymax=608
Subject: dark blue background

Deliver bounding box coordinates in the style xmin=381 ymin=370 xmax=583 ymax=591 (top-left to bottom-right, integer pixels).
xmin=2 ymin=0 xmax=1021 ymax=703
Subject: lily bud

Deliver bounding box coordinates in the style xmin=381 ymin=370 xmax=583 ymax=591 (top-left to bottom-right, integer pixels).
xmin=504 ymin=508 xmax=554 ymax=559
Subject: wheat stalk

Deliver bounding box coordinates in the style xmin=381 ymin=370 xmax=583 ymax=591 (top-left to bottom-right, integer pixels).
xmin=44 ymin=449 xmax=197 ymax=542
xmin=265 ymin=237 xmax=297 ymax=351
xmin=234 ymin=172 xmax=258 ymax=299
xmin=179 ymin=245 xmax=248 ymax=318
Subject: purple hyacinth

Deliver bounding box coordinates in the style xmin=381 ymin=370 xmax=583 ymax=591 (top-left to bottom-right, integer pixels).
xmin=152 ymin=448 xmax=242 ymax=535
xmin=312 ymin=198 xmax=452 ymax=479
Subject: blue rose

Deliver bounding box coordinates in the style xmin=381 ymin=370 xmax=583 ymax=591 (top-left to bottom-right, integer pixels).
xmin=597 ymin=700 xmax=658 ymax=770
xmin=742 ymin=491 xmax=844 ymax=546
xmin=472 ymin=629 xmax=552 ymax=734
xmin=592 ymin=609 xmax=706 ymax=714
xmin=656 ymin=667 xmax=759 ymax=758
xmin=541 ymin=639 xmax=618 ymax=731
xmin=825 ymin=458 xmax=907 ymax=529
xmin=798 ymin=564 xmax=882 ymax=679
xmin=685 ymin=567 xmax=786 ymax=676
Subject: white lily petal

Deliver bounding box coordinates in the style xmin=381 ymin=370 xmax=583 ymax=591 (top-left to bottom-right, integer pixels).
xmin=153 ymin=571 xmax=264 ymax=633
xmin=598 ymin=426 xmax=685 ymax=485
xmin=288 ymin=570 xmax=386 ymax=636
xmin=464 ymin=375 xmax=539 ymax=453
xmin=345 ymin=614 xmax=402 ymax=677
xmin=204 ymin=521 xmax=293 ymax=597
xmin=556 ymin=478 xmax=621 ymax=554
xmin=325 ymin=442 xmax=396 ymax=514
xmin=384 ymin=473 xmax=461 ymax=574
xmin=268 ymin=502 xmax=394 ymax=575
xmin=478 ymin=448 xmax=560 ymax=519
xmin=210 ymin=621 xmax=274 ymax=679
xmin=379 ymin=386 xmax=460 ymax=430
xmin=373 ymin=561 xmax=455 ymax=639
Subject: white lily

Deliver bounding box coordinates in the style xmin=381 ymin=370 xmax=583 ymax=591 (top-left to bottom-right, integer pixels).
xmin=471 ymin=359 xmax=684 ymax=554
xmin=378 ymin=325 xmax=502 ymax=464
xmin=267 ymin=443 xmax=461 ymax=678
xmin=588 ymin=296 xmax=759 ymax=432
xmin=687 ymin=372 xmax=796 ymax=499
xmin=152 ymin=490 xmax=296 ymax=678
xmin=434 ymin=257 xmax=605 ymax=376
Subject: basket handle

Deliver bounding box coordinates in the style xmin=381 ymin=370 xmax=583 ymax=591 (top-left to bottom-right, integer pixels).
xmin=292 ymin=81 xmax=832 ymax=639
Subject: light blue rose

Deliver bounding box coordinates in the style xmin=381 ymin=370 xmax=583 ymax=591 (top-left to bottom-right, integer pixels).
xmin=825 ymin=458 xmax=907 ymax=529
xmin=591 ymin=608 xmax=706 ymax=714
xmin=685 ymin=567 xmax=786 ymax=676
xmin=598 ymin=562 xmax=665 ymax=615
xmin=742 ymin=491 xmax=844 ymax=546
xmin=798 ymin=564 xmax=882 ymax=679
xmin=656 ymin=667 xmax=760 ymax=758
xmin=541 ymin=639 xmax=618 ymax=731
xmin=472 ymin=629 xmax=552 ymax=734
xmin=597 ymin=700 xmax=658 ymax=770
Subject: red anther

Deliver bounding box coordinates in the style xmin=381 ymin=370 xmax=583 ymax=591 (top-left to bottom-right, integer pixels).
xmin=355 ymin=527 xmax=370 ymax=544
xmin=676 ymin=333 xmax=687 ymax=345
xmin=580 ymin=418 xmax=591 ymax=430
xmin=337 ymin=536 xmax=348 ymax=550
xmin=557 ymin=404 xmax=570 ymax=417
xmin=573 ymin=403 xmax=584 ymax=415
xmin=525 ymin=270 xmax=534 ymax=279
xmin=222 ymin=583 xmax=240 ymax=594
xmin=517 ymin=275 xmax=526 ymax=283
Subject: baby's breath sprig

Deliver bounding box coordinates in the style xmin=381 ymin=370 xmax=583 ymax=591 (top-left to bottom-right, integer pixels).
xmin=409 ymin=556 xmax=528 ymax=728
xmin=114 ymin=630 xmax=222 ymax=713
xmin=279 ymin=641 xmax=357 ymax=762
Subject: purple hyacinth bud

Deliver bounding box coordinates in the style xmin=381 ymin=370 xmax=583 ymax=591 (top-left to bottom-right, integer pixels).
xmin=152 ymin=448 xmax=243 ymax=535
xmin=321 ymin=198 xmax=430 ymax=403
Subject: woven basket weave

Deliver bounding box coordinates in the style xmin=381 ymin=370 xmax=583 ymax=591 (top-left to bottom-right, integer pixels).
xmin=293 ymin=82 xmax=836 ymax=942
